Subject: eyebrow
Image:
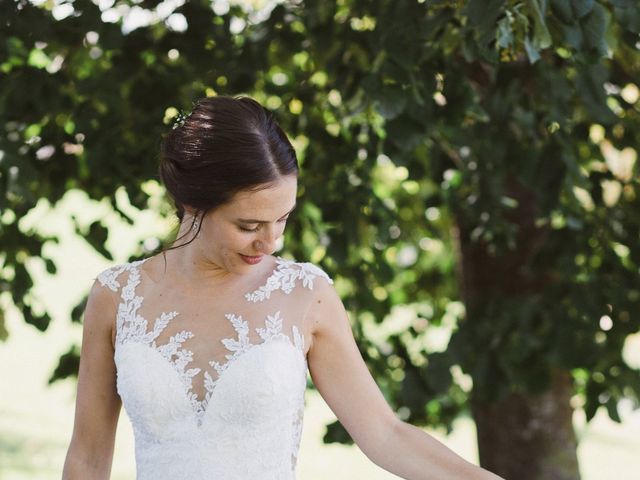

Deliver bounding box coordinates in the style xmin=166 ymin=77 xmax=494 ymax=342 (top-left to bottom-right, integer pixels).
xmin=236 ymin=203 xmax=297 ymax=224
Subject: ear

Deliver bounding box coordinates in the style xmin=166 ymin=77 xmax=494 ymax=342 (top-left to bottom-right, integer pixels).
xmin=182 ymin=205 xmax=197 ymax=216
xmin=182 ymin=206 xmax=209 ymax=224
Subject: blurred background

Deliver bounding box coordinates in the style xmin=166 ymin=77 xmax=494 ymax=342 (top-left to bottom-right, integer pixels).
xmin=1 ymin=1 xmax=639 ymax=479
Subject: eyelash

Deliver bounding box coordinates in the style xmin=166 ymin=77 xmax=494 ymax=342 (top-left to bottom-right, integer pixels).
xmin=239 ymin=217 xmax=289 ymax=233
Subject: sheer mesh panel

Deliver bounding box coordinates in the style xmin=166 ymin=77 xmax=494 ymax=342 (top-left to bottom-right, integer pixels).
xmin=109 ymin=255 xmax=320 ymax=418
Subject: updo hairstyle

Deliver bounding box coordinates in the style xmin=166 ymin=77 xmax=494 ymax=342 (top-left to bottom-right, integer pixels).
xmin=158 ymin=95 xmax=299 ymax=252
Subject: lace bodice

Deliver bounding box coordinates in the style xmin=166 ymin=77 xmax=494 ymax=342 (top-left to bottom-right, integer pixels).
xmin=96 ymin=256 xmax=333 ymax=480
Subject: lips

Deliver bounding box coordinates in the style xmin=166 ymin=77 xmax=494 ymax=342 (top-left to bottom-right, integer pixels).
xmin=239 ymin=254 xmax=263 ymax=265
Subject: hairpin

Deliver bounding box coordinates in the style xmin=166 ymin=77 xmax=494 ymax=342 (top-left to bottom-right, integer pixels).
xmin=172 ymin=109 xmax=191 ymax=129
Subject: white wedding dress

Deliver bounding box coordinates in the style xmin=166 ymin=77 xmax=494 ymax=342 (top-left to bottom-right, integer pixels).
xmin=96 ymin=256 xmax=333 ymax=480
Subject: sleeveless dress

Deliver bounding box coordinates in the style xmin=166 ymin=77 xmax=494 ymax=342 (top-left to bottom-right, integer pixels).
xmin=96 ymin=256 xmax=333 ymax=480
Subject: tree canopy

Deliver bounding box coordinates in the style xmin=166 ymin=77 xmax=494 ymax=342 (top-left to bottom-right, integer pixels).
xmin=2 ymin=0 xmax=639 ymax=476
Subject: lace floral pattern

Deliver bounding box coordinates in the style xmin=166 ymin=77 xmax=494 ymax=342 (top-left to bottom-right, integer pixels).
xmin=244 ymin=256 xmax=333 ymax=302
xmin=97 ymin=256 xmax=332 ymax=479
xmin=96 ymin=262 xmax=130 ymax=292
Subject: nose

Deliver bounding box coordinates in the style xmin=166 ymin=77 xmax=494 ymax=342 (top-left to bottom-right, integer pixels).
xmin=253 ymin=227 xmax=279 ymax=254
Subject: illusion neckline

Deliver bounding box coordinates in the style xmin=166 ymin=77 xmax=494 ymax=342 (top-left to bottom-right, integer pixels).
xmin=133 ymin=255 xmax=281 ymax=299
xmin=114 ymin=260 xmax=308 ymax=426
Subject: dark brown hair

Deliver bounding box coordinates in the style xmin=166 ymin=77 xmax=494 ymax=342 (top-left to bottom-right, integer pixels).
xmin=158 ymin=95 xmax=298 ymax=252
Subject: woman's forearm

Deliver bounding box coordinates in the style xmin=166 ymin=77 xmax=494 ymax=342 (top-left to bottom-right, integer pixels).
xmin=369 ymin=420 xmax=504 ymax=480
xmin=62 ymin=461 xmax=111 ymax=480
xmin=62 ymin=441 xmax=113 ymax=480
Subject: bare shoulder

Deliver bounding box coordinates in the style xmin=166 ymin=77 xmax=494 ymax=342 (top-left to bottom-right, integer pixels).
xmin=301 ymin=264 xmax=343 ymax=343
xmin=85 ymin=264 xmax=128 ymax=346
xmin=273 ymin=256 xmax=333 ymax=283
xmin=94 ymin=262 xmax=133 ymax=293
xmin=245 ymin=255 xmax=333 ymax=302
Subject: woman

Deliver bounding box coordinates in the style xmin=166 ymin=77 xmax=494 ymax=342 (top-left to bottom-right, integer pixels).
xmin=62 ymin=95 xmax=503 ymax=479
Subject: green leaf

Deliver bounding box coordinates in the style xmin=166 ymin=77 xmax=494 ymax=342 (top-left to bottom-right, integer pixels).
xmin=496 ymin=16 xmax=514 ymax=49
xmin=551 ymin=0 xmax=575 ymax=24
xmin=27 ymin=49 xmax=50 ymax=69
xmin=44 ymin=257 xmax=57 ymax=274
xmin=560 ymin=152 xmax=590 ymax=189
xmin=606 ymin=397 xmax=621 ymax=422
xmin=425 ymin=352 xmax=454 ymax=393
xmin=48 ymin=344 xmax=80 ymax=383
xmin=0 ymin=309 xmax=7 ymax=341
xmin=613 ymin=3 xmax=640 ymax=34
xmin=466 ymin=0 xmax=484 ymax=23
xmin=85 ymin=221 xmax=113 ymax=260
xmin=23 ymin=308 xmax=51 ymax=332
xmin=386 ymin=116 xmax=425 ymax=151
xmin=71 ymin=296 xmax=88 ymax=324
xmin=466 ymin=104 xmax=491 ymax=123
xmin=572 ymin=0 xmax=595 ymax=19
xmin=566 ymin=216 xmax=584 ymax=230
xmin=562 ymin=23 xmax=584 ymax=48
xmin=581 ymin=3 xmax=610 ymax=55
xmin=375 ymin=85 xmax=408 ymax=120
xmin=529 ymin=0 xmax=553 ymax=49
xmin=575 ymin=63 xmax=617 ymax=124
xmin=401 ymin=365 xmax=431 ymax=411
xmin=524 ymin=36 xmax=541 ymax=63
xmin=466 ymin=0 xmax=504 ymax=60
xmin=323 ymin=419 xmax=353 ymax=445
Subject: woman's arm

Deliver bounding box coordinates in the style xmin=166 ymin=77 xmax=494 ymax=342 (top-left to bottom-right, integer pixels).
xmin=306 ymin=279 xmax=503 ymax=480
xmin=375 ymin=421 xmax=503 ymax=480
xmin=62 ymin=279 xmax=122 ymax=479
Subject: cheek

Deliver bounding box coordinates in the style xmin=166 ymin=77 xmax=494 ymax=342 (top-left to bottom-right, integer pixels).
xmin=223 ymin=229 xmax=254 ymax=248
xmin=205 ymin=224 xmax=245 ymax=247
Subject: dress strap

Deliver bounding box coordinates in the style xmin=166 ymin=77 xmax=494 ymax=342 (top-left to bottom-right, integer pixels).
xmin=96 ymin=262 xmax=131 ymax=293
xmin=96 ymin=259 xmax=147 ymax=296
xmin=96 ymin=259 xmax=151 ymax=345
xmin=244 ymin=256 xmax=333 ymax=303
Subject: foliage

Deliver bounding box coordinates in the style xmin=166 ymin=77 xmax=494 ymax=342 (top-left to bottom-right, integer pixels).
xmin=1 ymin=0 xmax=639 ymax=448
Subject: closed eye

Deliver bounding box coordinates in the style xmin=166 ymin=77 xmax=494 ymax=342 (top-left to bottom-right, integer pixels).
xmin=238 ymin=217 xmax=289 ymax=233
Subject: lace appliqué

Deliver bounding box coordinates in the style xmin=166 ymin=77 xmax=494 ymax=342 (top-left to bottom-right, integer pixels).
xmin=98 ymin=256 xmax=320 ymax=477
xmin=245 ymin=256 xmax=333 ymax=303
xmin=204 ymin=313 xmax=252 ymax=397
xmin=109 ymin=261 xmax=206 ymax=414
xmin=207 ymin=311 xmax=305 ymax=392
xmin=291 ymin=403 xmax=305 ymax=470
xmin=97 ymin=263 xmax=130 ymax=292
xmin=106 ymin=259 xmax=308 ymax=426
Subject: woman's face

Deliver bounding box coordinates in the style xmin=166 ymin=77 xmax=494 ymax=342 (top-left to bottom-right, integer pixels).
xmin=196 ymin=174 xmax=298 ymax=274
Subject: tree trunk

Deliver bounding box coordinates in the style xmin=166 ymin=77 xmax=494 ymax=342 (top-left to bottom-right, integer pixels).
xmin=471 ymin=368 xmax=580 ymax=480
xmin=453 ymin=175 xmax=581 ymax=479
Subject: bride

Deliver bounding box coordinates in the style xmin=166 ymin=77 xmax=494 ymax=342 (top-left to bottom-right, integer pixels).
xmin=62 ymin=95 xmax=503 ymax=480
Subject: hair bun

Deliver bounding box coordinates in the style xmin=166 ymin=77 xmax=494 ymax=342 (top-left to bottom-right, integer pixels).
xmin=158 ymin=95 xmax=298 ymax=225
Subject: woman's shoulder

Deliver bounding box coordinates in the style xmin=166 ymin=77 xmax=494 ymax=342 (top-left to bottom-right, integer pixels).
xmin=94 ymin=258 xmax=147 ymax=293
xmin=273 ymin=256 xmax=333 ymax=284
xmin=245 ymin=255 xmax=334 ymax=303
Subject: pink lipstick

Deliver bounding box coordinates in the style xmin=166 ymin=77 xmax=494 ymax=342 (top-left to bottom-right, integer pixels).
xmin=239 ymin=254 xmax=263 ymax=265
